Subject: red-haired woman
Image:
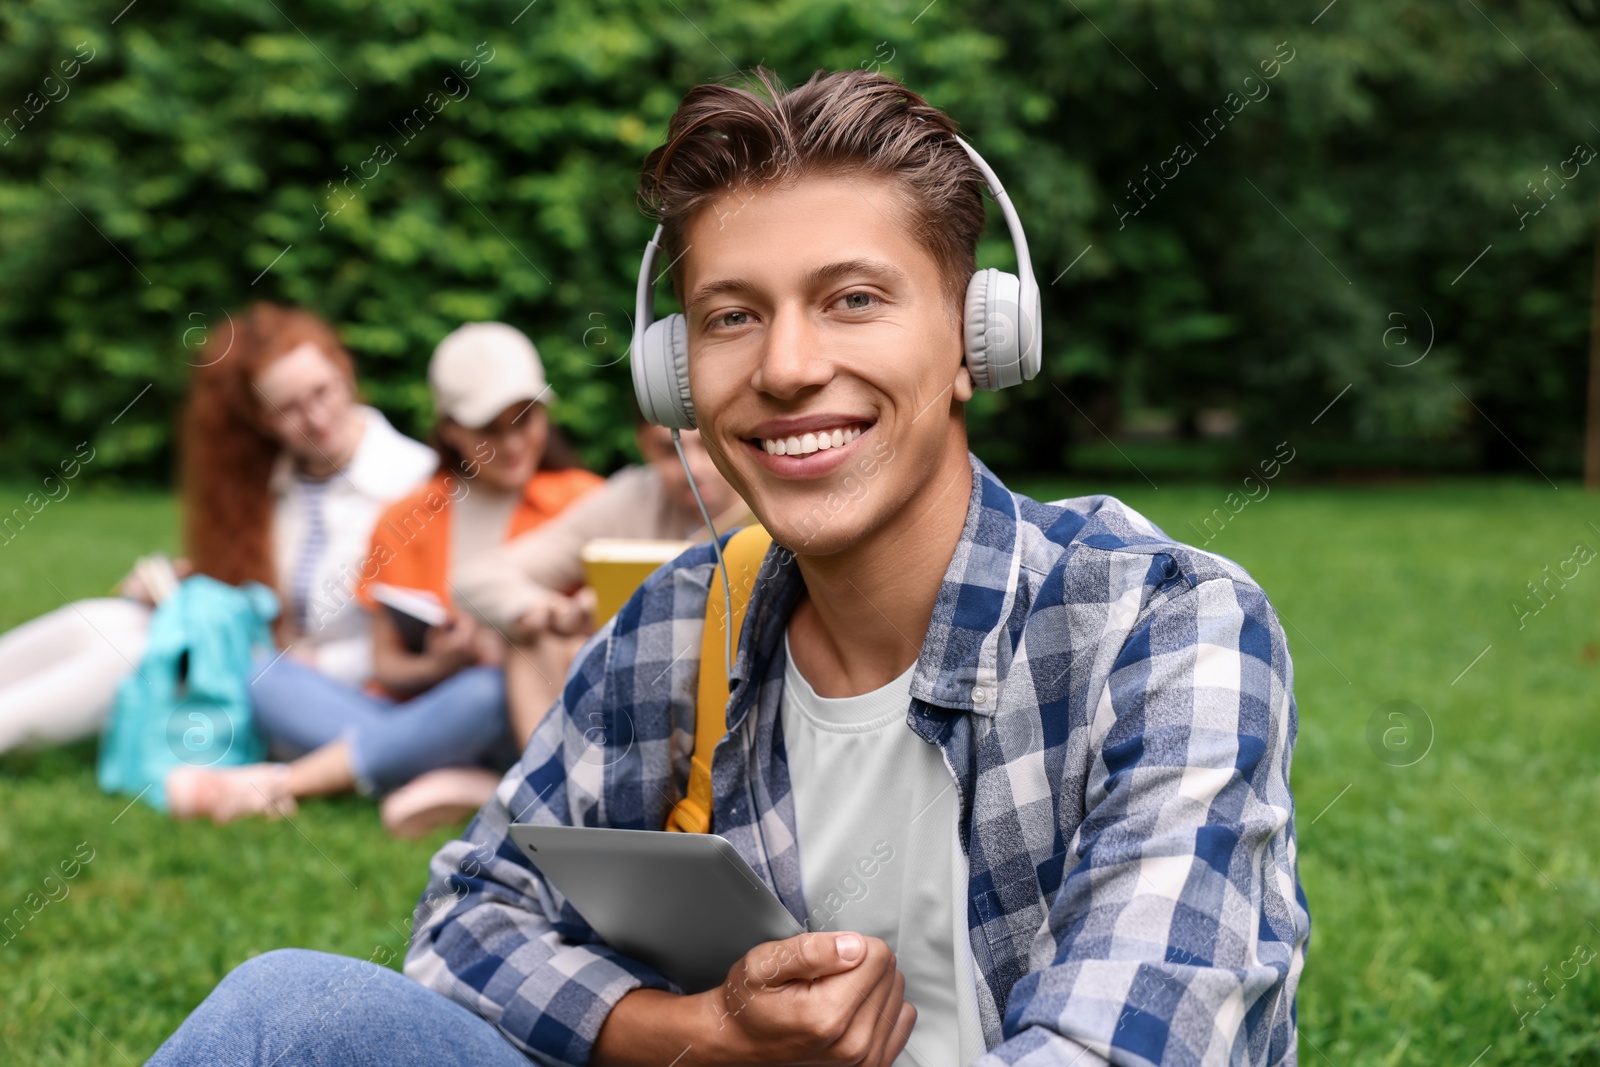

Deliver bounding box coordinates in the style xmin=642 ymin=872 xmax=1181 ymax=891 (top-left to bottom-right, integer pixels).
xmin=0 ymin=303 xmax=436 ymax=764
xmin=167 ymin=323 xmax=603 ymax=834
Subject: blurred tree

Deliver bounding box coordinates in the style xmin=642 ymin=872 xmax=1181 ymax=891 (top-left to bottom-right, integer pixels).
xmin=980 ymin=0 xmax=1600 ymax=473
xmin=0 ymin=0 xmax=1595 ymax=480
xmin=0 ymin=0 xmax=998 ymax=477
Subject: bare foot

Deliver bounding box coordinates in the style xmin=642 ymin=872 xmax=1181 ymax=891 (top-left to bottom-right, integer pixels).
xmin=167 ymin=764 xmax=297 ymax=824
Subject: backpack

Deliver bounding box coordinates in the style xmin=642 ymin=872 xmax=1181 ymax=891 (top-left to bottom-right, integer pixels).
xmin=664 ymin=524 xmax=773 ymax=834
xmin=98 ymin=575 xmax=279 ymax=813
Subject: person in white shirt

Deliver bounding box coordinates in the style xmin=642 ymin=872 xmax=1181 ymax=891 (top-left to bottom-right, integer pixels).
xmin=0 ymin=302 xmax=435 ymax=760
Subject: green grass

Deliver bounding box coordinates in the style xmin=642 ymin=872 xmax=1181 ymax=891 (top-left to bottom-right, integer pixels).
xmin=4 ymin=478 xmax=1600 ymax=1064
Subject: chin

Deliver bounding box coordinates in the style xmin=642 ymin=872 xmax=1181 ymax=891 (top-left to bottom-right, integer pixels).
xmin=498 ymin=472 xmax=532 ymax=492
xmin=759 ymin=495 xmax=880 ymax=557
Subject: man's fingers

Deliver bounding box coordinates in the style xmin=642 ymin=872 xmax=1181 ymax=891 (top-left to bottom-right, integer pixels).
xmin=552 ymin=597 xmax=587 ymax=635
xmin=855 ymin=965 xmax=909 ymax=1063
xmin=520 ymin=602 xmax=552 ymax=634
xmin=823 ymin=962 xmax=906 ymax=1067
xmin=749 ymin=931 xmax=868 ymax=987
xmin=876 ymin=1000 xmax=917 ymax=1066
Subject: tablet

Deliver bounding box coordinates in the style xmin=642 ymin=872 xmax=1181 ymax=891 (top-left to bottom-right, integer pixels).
xmin=509 ymin=824 xmax=805 ymax=994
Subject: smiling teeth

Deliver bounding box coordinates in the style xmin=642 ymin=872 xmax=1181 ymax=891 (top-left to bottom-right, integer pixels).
xmin=761 ymin=425 xmax=863 ymax=456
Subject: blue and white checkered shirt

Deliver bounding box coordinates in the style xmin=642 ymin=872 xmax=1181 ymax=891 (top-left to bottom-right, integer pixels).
xmin=404 ymin=453 xmax=1310 ymax=1065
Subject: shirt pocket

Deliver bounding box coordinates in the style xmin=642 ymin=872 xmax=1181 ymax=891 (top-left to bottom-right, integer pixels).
xmin=970 ymin=848 xmax=1071 ymax=1008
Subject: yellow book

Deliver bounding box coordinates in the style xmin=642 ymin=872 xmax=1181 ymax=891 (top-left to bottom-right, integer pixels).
xmin=582 ymin=539 xmax=693 ymax=626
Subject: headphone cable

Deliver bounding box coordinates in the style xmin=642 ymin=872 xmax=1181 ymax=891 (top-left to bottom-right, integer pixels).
xmin=672 ymin=429 xmax=736 ymax=689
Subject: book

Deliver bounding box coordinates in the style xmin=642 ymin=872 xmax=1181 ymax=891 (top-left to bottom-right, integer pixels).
xmin=368 ymin=583 xmax=450 ymax=654
xmin=581 ymin=539 xmax=693 ymax=626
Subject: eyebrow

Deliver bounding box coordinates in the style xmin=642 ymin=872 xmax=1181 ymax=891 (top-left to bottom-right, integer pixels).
xmin=683 ymin=258 xmax=910 ymax=314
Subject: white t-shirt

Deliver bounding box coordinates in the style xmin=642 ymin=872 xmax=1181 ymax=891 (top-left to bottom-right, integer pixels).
xmin=448 ymin=483 xmax=522 ymax=577
xmin=270 ymin=406 xmax=437 ymax=684
xmin=780 ymin=631 xmax=985 ymax=1066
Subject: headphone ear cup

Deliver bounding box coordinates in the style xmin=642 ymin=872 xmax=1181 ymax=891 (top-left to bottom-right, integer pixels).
xmin=963 ymin=268 xmax=1026 ymax=391
xmin=634 ymin=313 xmax=696 ymax=429
xmin=666 ymin=313 xmax=694 ymax=428
xmin=1019 ymin=281 xmax=1042 ymax=383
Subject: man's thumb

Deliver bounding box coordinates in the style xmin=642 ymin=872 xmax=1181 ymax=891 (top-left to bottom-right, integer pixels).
xmin=759 ymin=932 xmax=866 ymax=986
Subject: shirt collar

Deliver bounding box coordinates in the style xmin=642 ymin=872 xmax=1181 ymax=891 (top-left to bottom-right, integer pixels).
xmin=731 ymin=451 xmax=1021 ymax=720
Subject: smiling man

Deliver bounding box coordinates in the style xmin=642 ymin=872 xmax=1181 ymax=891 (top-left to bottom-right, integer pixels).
xmin=147 ymin=68 xmax=1307 ymax=1067
xmin=405 ymin=67 xmax=1309 ymax=1066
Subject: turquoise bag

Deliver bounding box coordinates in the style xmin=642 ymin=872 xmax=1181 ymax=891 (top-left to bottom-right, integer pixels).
xmin=98 ymin=575 xmax=279 ymax=813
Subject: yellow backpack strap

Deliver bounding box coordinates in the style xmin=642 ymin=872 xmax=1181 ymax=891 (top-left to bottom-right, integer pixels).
xmin=664 ymin=524 xmax=773 ymax=834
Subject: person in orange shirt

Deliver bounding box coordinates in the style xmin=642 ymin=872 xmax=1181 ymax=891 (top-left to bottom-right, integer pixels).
xmin=167 ymin=323 xmax=602 ymax=834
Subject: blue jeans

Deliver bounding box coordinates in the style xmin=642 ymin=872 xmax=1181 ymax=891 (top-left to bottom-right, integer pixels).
xmin=146 ymin=948 xmax=535 ymax=1066
xmin=249 ymin=658 xmax=517 ymax=794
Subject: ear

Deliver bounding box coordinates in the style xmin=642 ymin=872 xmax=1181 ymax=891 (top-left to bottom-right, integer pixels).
xmin=953 ymin=361 xmax=975 ymax=403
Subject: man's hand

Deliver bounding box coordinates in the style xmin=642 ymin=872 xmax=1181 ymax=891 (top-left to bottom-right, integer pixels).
xmin=709 ymin=931 xmax=917 ymax=1065
xmin=512 ymin=587 xmax=592 ymax=641
xmin=592 ymin=931 xmax=916 ymax=1067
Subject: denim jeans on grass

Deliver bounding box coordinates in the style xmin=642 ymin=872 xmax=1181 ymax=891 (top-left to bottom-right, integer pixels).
xmin=248 ymin=657 xmax=518 ymax=794
xmin=146 ymin=948 xmax=535 ymax=1066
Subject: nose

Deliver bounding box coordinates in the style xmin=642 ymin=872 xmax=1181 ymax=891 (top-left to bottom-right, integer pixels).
xmin=302 ymin=402 xmax=333 ymax=440
xmin=751 ymin=301 xmax=833 ymax=401
xmin=499 ymin=430 xmax=530 ymax=464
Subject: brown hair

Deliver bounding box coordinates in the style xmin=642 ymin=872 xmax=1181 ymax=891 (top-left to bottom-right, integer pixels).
xmin=180 ymin=303 xmax=356 ymax=588
xmin=637 ymin=67 xmax=987 ymax=315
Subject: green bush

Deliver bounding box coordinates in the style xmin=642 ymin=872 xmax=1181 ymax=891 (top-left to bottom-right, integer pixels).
xmin=0 ymin=0 xmax=1595 ymax=481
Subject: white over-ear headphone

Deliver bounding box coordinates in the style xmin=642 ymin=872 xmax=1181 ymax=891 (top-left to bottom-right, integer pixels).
xmin=630 ymin=135 xmax=1042 ymax=430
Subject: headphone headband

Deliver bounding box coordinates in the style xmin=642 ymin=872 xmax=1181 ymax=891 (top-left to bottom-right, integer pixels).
xmin=953 ymin=135 xmax=1041 ymax=363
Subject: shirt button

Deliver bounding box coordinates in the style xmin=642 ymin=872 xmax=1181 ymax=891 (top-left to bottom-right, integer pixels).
xmin=971 ymin=686 xmax=987 ymax=704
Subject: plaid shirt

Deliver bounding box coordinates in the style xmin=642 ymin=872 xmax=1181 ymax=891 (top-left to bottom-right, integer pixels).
xmin=405 ymin=453 xmax=1310 ymax=1066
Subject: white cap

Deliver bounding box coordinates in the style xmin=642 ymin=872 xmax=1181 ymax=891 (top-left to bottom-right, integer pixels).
xmin=428 ymin=322 xmax=556 ymax=429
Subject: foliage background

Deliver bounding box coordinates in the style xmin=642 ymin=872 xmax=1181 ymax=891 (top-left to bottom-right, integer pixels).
xmin=0 ymin=0 xmax=1596 ymax=481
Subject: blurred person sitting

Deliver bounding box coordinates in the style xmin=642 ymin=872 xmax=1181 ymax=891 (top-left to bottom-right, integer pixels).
xmin=167 ymin=323 xmax=603 ymax=835
xmin=0 ymin=303 xmax=435 ymax=759
xmin=453 ymin=411 xmax=752 ymax=728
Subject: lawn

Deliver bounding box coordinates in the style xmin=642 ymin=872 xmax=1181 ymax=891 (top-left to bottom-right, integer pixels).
xmin=2 ymin=477 xmax=1598 ymax=1065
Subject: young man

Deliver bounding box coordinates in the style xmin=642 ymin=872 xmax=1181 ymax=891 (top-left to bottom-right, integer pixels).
xmin=149 ymin=68 xmax=1307 ymax=1067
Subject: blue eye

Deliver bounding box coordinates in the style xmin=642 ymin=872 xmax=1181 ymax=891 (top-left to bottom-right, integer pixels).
xmin=840 ymin=292 xmax=877 ymax=310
